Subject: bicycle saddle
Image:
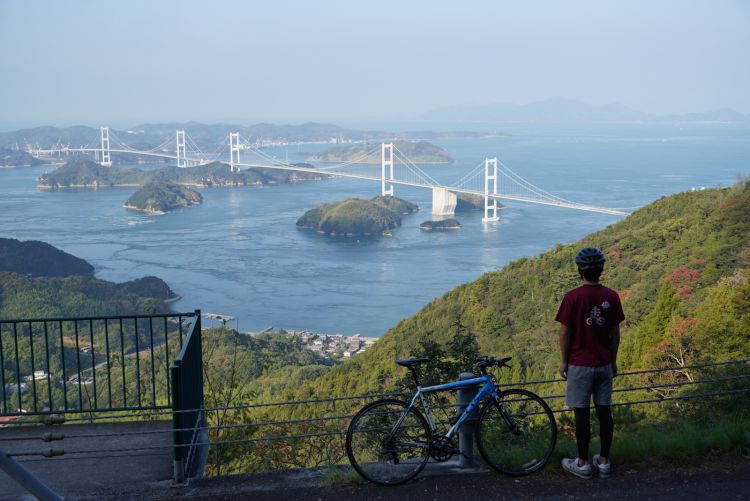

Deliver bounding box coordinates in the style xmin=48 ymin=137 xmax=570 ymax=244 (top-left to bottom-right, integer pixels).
xmin=395 ymin=357 xmax=430 ymax=368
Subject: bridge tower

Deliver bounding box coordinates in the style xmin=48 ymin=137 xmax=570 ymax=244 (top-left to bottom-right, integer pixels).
xmin=100 ymin=127 xmax=112 ymax=167
xmin=229 ymin=132 xmax=241 ymax=173
xmin=483 ymin=157 xmax=499 ymax=222
xmin=381 ymin=142 xmax=394 ymax=197
xmin=176 ymin=130 xmax=187 ymax=168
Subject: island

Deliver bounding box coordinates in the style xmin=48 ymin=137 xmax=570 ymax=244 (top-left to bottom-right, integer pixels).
xmin=297 ymin=195 xmax=418 ymax=237
xmin=420 ymin=219 xmax=461 ymax=231
xmin=37 ymin=158 xmax=326 ymax=189
xmin=371 ymin=195 xmax=419 ymax=214
xmin=311 ymin=140 xmax=453 ymax=164
xmin=456 ymin=193 xmax=484 ymax=212
xmin=1 ymin=148 xmax=44 ymax=167
xmin=0 ymin=237 xmax=95 ymax=277
xmin=124 ymin=182 xmax=203 ymax=214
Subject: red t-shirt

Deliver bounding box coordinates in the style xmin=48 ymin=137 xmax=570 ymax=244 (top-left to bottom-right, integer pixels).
xmin=555 ymin=283 xmax=625 ymax=367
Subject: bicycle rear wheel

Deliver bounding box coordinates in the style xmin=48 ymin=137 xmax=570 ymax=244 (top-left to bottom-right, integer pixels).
xmin=476 ymin=389 xmax=557 ymax=476
xmin=345 ymin=399 xmax=431 ymax=485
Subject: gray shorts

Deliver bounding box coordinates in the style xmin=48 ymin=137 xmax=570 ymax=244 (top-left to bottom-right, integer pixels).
xmin=566 ymin=364 xmax=614 ymax=408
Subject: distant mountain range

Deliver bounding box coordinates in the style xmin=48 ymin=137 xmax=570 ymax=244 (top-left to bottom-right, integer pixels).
xmin=0 ymin=122 xmax=495 ymax=151
xmin=418 ymin=97 xmax=750 ymax=124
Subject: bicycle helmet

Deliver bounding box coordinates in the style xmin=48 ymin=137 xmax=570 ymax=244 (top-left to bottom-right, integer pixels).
xmin=575 ymin=247 xmax=605 ymax=270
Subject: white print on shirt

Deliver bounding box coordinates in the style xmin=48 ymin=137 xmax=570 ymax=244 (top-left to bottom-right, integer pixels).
xmin=585 ymin=306 xmax=607 ymax=326
xmin=601 ymin=301 xmax=610 ymax=309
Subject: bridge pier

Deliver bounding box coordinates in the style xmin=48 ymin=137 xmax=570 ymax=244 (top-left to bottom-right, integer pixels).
xmin=432 ymin=187 xmax=457 ymax=216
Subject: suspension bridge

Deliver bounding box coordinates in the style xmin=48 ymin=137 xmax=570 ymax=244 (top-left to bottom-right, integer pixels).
xmin=29 ymin=127 xmax=627 ymax=218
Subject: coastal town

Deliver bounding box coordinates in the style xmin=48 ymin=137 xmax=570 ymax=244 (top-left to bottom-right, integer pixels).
xmin=269 ymin=329 xmax=378 ymax=360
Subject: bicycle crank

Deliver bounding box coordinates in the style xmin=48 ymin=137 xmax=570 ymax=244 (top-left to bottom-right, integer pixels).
xmin=428 ymin=436 xmax=458 ymax=462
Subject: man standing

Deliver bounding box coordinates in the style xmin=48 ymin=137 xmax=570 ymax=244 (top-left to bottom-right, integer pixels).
xmin=556 ymin=247 xmax=624 ymax=479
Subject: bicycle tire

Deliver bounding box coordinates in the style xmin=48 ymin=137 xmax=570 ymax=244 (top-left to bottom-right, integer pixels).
xmin=476 ymin=388 xmax=557 ymax=476
xmin=345 ymin=398 xmax=431 ymax=485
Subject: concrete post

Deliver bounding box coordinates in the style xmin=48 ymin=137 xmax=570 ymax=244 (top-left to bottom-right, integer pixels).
xmin=0 ymin=448 xmax=63 ymax=501
xmin=456 ymin=372 xmax=480 ymax=467
xmin=431 ymin=187 xmax=457 ymax=216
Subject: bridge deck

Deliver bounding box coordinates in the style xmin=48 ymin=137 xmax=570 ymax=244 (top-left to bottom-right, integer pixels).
xmin=0 ymin=420 xmax=172 ymax=500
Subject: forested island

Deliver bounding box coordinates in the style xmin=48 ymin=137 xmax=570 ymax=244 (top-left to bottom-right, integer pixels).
xmin=456 ymin=193 xmax=490 ymax=211
xmin=37 ymin=159 xmax=325 ymax=189
xmin=420 ymin=218 xmax=461 ymax=231
xmin=0 ymin=238 xmax=94 ymax=277
xmin=0 ymin=239 xmax=177 ymax=317
xmin=297 ymin=195 xmax=418 ymax=237
xmin=0 ymin=148 xmax=44 ymax=167
xmin=124 ymin=182 xmax=203 ymax=214
xmin=312 ymin=141 xmax=453 ymax=164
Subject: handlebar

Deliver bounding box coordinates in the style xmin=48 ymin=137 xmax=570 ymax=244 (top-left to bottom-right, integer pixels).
xmin=476 ymin=356 xmax=512 ymax=373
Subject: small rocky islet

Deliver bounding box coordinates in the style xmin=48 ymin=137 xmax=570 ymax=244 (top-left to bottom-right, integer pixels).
xmin=420 ymin=218 xmax=461 ymax=231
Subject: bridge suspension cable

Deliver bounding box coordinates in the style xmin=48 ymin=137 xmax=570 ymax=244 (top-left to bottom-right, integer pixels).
xmin=392 ymin=144 xmax=441 ymax=187
xmin=27 ymin=129 xmax=627 ymax=215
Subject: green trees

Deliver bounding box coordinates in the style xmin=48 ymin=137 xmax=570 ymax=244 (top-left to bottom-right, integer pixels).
xmin=266 ymin=180 xmax=750 ymax=405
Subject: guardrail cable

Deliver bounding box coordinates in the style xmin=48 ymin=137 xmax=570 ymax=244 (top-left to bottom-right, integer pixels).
xmin=2 ymin=359 xmax=747 ymax=455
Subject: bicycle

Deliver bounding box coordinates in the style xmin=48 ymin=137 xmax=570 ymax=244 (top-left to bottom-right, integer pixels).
xmin=345 ymin=356 xmax=557 ymax=485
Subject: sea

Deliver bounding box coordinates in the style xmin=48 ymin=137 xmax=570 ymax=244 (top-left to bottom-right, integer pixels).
xmin=1 ymin=123 xmax=748 ymax=336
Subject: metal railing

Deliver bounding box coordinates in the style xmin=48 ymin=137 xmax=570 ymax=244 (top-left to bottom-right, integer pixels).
xmin=0 ymin=312 xmax=197 ymax=416
xmin=6 ymin=358 xmax=746 ymax=477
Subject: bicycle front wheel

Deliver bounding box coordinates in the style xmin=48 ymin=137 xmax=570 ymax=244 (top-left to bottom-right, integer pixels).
xmin=345 ymin=399 xmax=431 ymax=485
xmin=476 ymin=389 xmax=557 ymax=476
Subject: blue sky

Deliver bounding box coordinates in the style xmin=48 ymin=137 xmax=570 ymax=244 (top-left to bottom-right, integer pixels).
xmin=1 ymin=0 xmax=749 ymax=127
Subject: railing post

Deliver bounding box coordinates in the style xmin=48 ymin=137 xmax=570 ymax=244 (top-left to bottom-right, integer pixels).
xmin=171 ymin=359 xmax=185 ymax=483
xmin=456 ymin=372 xmax=480 ymax=467
xmin=171 ymin=310 xmax=203 ymax=484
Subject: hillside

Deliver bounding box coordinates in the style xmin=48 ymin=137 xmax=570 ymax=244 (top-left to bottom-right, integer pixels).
xmin=262 ymin=180 xmax=750 ymax=399
xmin=124 ymin=182 xmax=203 ymax=214
xmin=312 ymin=141 xmax=453 ymax=164
xmin=0 ymin=238 xmax=94 ymax=277
xmin=37 ymin=159 xmax=325 ymax=189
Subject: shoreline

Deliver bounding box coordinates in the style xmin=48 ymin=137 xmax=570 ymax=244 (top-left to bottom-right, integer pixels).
xmin=122 ymin=203 xmax=166 ymax=215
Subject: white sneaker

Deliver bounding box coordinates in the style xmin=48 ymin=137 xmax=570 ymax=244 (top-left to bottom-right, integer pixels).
xmin=561 ymin=457 xmax=592 ymax=479
xmin=592 ymin=454 xmax=611 ymax=478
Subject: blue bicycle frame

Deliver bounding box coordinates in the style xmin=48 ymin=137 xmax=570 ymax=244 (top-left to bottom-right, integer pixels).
xmin=398 ymin=373 xmax=498 ymax=441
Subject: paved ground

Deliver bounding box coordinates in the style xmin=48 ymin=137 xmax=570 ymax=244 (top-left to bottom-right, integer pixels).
xmin=0 ymin=420 xmax=172 ymax=500
xmin=3 ymin=426 xmax=748 ymax=501
xmin=82 ymin=454 xmax=750 ymax=501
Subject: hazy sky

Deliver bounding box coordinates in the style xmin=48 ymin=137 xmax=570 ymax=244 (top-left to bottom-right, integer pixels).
xmin=1 ymin=0 xmax=749 ymax=127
